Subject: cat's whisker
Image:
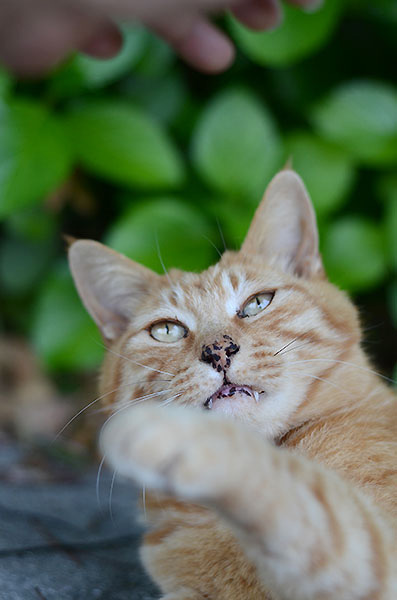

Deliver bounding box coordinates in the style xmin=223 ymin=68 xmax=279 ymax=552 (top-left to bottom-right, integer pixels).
xmin=277 ymin=340 xmax=315 ymax=357
xmin=98 ymin=391 xmax=184 ymax=515
xmin=105 ymin=346 xmax=175 ymax=377
xmin=273 ymin=336 xmax=301 ymax=357
xmin=93 ymin=388 xmax=186 ymax=416
xmin=53 ymin=386 xmax=171 ymax=440
xmin=93 ymin=390 xmax=169 ymax=414
xmin=299 ymin=372 xmax=352 ymax=396
xmin=201 ymin=233 xmax=223 ymax=259
xmin=96 ymin=454 xmax=106 ymax=513
xmin=93 ymin=339 xmax=175 ymax=377
xmin=288 ymin=359 xmax=396 ymax=385
xmin=109 ymin=469 xmax=117 ymax=524
xmin=98 ymin=393 xmax=184 ymax=491
xmin=273 ymin=330 xmax=317 ymax=357
xmin=216 ymin=217 xmax=227 ymax=252
xmin=101 ymin=391 xmax=185 ymax=432
xmin=159 ymin=393 xmax=183 ymax=407
xmin=155 ymin=232 xmax=174 ymax=289
xmin=362 ymin=321 xmax=384 ymax=333
xmin=114 ymin=389 xmax=172 ymax=411
xmin=114 ymin=387 xmax=188 ymax=413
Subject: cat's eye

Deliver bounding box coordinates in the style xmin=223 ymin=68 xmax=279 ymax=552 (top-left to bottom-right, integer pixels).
xmin=150 ymin=321 xmax=187 ymax=343
xmin=238 ymin=292 xmax=274 ymax=318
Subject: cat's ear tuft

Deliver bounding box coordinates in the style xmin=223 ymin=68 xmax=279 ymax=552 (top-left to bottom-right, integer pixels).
xmin=68 ymin=240 xmax=158 ymax=342
xmin=240 ymin=170 xmax=324 ymax=278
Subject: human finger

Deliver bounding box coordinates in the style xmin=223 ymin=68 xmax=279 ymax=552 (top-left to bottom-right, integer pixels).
xmin=78 ymin=22 xmax=123 ymax=58
xmin=0 ymin=2 xmax=120 ymax=77
xmin=231 ymin=0 xmax=282 ymax=31
xmin=151 ymin=13 xmax=235 ymax=74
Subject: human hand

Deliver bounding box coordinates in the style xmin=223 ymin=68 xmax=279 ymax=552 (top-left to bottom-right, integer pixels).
xmin=0 ymin=0 xmax=322 ymax=77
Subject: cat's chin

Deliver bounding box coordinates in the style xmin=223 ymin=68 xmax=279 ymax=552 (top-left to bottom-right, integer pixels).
xmin=204 ymin=383 xmax=263 ymax=416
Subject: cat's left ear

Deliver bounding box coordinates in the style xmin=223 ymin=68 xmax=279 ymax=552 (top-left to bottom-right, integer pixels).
xmin=68 ymin=240 xmax=159 ymax=342
xmin=240 ymin=170 xmax=324 ymax=278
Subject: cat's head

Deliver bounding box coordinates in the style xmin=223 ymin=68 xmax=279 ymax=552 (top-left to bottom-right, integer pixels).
xmin=69 ymin=170 xmax=361 ymax=439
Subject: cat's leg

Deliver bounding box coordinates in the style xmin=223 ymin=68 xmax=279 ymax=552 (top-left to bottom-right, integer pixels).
xmin=140 ymin=494 xmax=270 ymax=599
xmin=101 ymin=405 xmax=397 ymax=600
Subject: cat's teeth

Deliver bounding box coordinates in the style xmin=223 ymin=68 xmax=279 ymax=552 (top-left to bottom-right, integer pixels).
xmin=207 ymin=398 xmax=213 ymax=409
xmin=253 ymin=391 xmax=259 ymax=403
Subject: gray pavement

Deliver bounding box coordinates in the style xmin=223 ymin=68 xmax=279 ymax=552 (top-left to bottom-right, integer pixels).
xmin=0 ymin=438 xmax=158 ymax=600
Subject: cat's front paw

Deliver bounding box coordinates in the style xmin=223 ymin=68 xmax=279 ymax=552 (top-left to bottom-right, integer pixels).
xmin=100 ymin=404 xmax=251 ymax=500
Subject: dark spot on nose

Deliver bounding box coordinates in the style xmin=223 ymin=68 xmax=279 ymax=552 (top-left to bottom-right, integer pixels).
xmin=225 ymin=343 xmax=239 ymax=357
xmin=200 ymin=337 xmax=240 ymax=372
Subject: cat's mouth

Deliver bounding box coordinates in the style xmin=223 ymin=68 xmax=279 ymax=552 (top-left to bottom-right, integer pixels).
xmin=204 ymin=383 xmax=261 ymax=410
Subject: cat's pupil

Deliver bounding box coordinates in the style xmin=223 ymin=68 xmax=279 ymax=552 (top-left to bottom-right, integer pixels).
xmin=239 ymin=291 xmax=274 ymax=318
xmin=150 ymin=320 xmax=186 ymax=343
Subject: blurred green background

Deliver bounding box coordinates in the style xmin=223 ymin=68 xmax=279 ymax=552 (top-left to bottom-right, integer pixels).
xmin=0 ymin=0 xmax=396 ymax=388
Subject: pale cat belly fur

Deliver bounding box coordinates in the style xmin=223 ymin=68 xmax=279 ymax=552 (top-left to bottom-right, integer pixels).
xmin=69 ymin=170 xmax=397 ymax=600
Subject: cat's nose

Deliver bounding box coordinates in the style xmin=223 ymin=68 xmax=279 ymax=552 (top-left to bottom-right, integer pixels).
xmin=200 ymin=335 xmax=240 ymax=373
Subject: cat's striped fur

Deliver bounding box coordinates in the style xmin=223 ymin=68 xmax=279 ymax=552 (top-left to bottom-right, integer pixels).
xmin=69 ymin=170 xmax=397 ymax=600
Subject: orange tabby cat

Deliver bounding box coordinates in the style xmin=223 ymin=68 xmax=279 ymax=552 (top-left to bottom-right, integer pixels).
xmin=69 ymin=170 xmax=397 ymax=600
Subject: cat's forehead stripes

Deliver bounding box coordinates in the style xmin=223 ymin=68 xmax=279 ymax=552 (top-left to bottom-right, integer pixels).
xmin=153 ymin=266 xmax=248 ymax=322
xmin=137 ymin=260 xmax=344 ymax=345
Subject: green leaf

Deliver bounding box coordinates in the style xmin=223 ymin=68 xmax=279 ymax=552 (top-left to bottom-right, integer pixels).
xmin=5 ymin=208 xmax=56 ymax=241
xmin=286 ymin=133 xmax=355 ymax=218
xmin=67 ymin=100 xmax=185 ymax=189
xmin=0 ymin=99 xmax=72 ymax=219
xmin=0 ymin=234 xmax=54 ymax=295
xmin=229 ymin=0 xmax=343 ymax=67
xmin=0 ymin=68 xmax=12 ymax=98
xmin=134 ymin=32 xmax=175 ymax=77
xmin=377 ymin=174 xmax=397 ymax=270
xmin=312 ymin=81 xmax=397 ymax=165
xmin=123 ymin=72 xmax=187 ymax=125
xmin=192 ymin=89 xmax=282 ymax=200
xmin=357 ymin=0 xmax=397 ymax=26
xmin=32 ymin=264 xmax=103 ymax=371
xmin=48 ymin=26 xmax=146 ymax=97
xmin=106 ymin=197 xmax=216 ymax=272
xmin=323 ymin=218 xmax=387 ymax=292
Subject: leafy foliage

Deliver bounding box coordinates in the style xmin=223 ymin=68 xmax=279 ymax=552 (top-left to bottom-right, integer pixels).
xmin=322 ymin=218 xmax=387 ymax=292
xmin=67 ymin=100 xmax=185 ymax=188
xmin=286 ymin=133 xmax=355 ymax=218
xmin=32 ymin=264 xmax=103 ymax=370
xmin=0 ymin=100 xmax=72 ymax=218
xmin=192 ymin=88 xmax=282 ymax=200
xmin=49 ymin=26 xmax=146 ymax=98
xmin=0 ymin=2 xmax=395 ymax=376
xmin=229 ymin=0 xmax=343 ymax=66
xmin=106 ymin=197 xmax=215 ymax=272
xmin=312 ymin=81 xmax=397 ymax=165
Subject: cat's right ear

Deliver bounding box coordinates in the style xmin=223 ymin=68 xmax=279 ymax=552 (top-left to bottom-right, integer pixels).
xmin=68 ymin=240 xmax=158 ymax=342
xmin=240 ymin=170 xmax=324 ymax=278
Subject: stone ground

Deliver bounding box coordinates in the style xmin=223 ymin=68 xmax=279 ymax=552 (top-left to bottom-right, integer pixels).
xmin=0 ymin=436 xmax=159 ymax=600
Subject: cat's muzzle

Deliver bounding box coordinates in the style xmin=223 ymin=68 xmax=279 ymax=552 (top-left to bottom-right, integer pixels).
xmin=204 ymin=383 xmax=260 ymax=409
